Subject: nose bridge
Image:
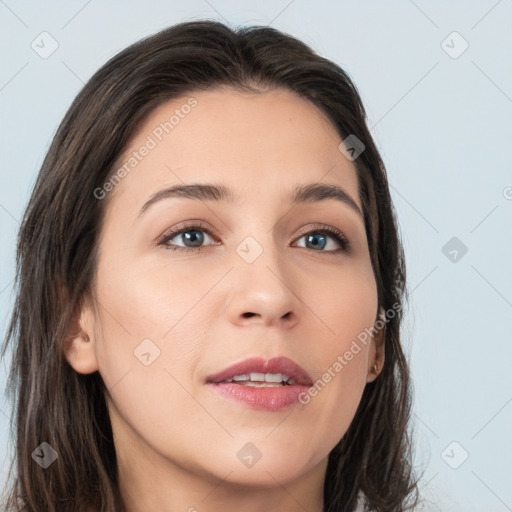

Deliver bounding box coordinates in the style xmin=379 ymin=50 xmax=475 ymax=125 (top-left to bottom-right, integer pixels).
xmin=236 ymin=228 xmax=289 ymax=293
xmin=226 ymin=225 xmax=301 ymax=326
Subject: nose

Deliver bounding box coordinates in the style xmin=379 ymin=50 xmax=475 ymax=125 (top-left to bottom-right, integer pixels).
xmin=225 ymin=242 xmax=301 ymax=329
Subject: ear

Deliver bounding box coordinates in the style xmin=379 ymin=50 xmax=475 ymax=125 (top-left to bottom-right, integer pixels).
xmin=366 ymin=308 xmax=386 ymax=383
xmin=63 ymin=295 xmax=100 ymax=375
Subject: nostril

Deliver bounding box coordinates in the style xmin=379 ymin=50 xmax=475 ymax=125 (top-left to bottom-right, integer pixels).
xmin=242 ymin=312 xmax=257 ymax=318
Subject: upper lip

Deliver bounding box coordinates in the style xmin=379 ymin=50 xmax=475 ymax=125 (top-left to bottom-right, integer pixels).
xmin=206 ymin=356 xmax=313 ymax=386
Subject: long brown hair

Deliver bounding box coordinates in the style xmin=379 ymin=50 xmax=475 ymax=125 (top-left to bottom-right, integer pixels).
xmin=1 ymin=20 xmax=419 ymax=511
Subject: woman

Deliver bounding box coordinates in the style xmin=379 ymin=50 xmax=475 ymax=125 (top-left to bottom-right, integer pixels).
xmin=1 ymin=20 xmax=419 ymax=512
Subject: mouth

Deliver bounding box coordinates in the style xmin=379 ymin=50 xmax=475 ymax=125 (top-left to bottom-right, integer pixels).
xmin=206 ymin=356 xmax=313 ymax=387
xmin=205 ymin=356 xmax=313 ymax=411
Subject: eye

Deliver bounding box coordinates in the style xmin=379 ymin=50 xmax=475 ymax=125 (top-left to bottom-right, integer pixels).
xmin=157 ymin=221 xmax=351 ymax=254
xmin=157 ymin=221 xmax=219 ymax=252
xmin=293 ymin=223 xmax=351 ymax=254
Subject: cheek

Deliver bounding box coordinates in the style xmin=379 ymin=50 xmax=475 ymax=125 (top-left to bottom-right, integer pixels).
xmin=92 ymin=258 xmax=211 ymax=404
xmin=92 ymin=264 xmax=212 ymax=462
xmin=94 ymin=252 xmax=212 ymax=344
xmin=306 ymin=260 xmax=378 ymax=350
xmin=296 ymin=265 xmax=376 ymax=446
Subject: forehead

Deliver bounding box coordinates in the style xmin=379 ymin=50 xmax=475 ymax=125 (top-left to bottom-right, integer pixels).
xmin=106 ymin=86 xmax=361 ymax=214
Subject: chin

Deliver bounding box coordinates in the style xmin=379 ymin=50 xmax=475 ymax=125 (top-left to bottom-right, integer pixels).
xmin=205 ymin=448 xmax=322 ymax=488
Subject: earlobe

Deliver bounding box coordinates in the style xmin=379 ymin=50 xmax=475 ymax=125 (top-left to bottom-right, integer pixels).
xmin=63 ymin=301 xmax=100 ymax=375
xmin=366 ymin=310 xmax=386 ymax=383
xmin=366 ymin=361 xmax=381 ymax=383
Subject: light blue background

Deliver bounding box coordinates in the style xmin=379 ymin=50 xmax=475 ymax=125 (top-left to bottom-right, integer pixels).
xmin=1 ymin=1 xmax=511 ymax=510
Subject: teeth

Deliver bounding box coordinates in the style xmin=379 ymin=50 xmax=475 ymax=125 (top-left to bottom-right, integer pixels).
xmin=264 ymin=373 xmax=283 ymax=383
xmin=224 ymin=372 xmax=293 ymax=384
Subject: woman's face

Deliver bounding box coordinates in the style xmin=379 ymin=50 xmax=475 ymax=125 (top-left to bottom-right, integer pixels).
xmin=67 ymin=87 xmax=383 ymax=496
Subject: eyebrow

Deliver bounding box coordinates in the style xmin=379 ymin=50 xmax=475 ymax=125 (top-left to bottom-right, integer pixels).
xmin=137 ymin=182 xmax=363 ymax=218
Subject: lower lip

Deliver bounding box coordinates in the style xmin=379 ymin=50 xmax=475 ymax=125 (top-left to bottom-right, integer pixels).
xmin=207 ymin=382 xmax=311 ymax=411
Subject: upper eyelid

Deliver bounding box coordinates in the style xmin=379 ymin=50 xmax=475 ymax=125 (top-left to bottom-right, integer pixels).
xmin=161 ymin=222 xmax=344 ymax=238
xmin=159 ymin=221 xmax=218 ymax=240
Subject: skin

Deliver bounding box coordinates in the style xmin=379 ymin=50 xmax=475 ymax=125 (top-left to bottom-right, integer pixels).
xmin=64 ymin=86 xmax=384 ymax=512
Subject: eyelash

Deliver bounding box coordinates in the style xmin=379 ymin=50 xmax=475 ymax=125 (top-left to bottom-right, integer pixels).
xmin=157 ymin=221 xmax=351 ymax=255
